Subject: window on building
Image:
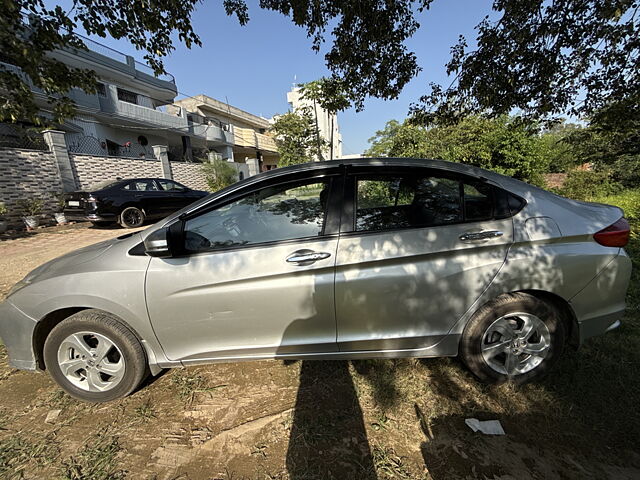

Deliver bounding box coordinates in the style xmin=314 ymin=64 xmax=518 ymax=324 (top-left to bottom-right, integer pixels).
xmin=117 ymin=88 xmax=138 ymax=105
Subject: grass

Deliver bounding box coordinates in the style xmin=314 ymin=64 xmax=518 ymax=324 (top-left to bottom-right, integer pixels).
xmin=372 ymin=445 xmax=416 ymax=479
xmin=0 ymin=435 xmax=59 ymax=480
xmin=170 ymin=367 xmax=227 ymax=403
xmin=61 ymin=432 xmax=125 ymax=480
xmin=132 ymin=398 xmax=157 ymax=422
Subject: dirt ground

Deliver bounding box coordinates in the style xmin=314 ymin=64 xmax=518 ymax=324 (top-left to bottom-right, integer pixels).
xmin=0 ymin=223 xmax=639 ymax=479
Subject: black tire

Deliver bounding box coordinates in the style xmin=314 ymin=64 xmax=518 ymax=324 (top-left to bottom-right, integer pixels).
xmin=90 ymin=221 xmax=114 ymax=228
xmin=119 ymin=206 xmax=145 ymax=228
xmin=459 ymin=293 xmax=566 ymax=384
xmin=43 ymin=310 xmax=148 ymax=402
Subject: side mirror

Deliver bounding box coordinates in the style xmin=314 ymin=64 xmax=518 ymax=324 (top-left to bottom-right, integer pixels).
xmin=144 ymin=227 xmax=172 ymax=257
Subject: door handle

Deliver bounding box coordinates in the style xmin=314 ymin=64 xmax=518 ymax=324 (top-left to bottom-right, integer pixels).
xmin=286 ymin=250 xmax=332 ymax=265
xmin=459 ymin=230 xmax=504 ymax=242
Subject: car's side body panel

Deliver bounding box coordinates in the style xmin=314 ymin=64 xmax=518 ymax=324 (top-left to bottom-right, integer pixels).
xmin=145 ymin=237 xmax=340 ymax=362
xmin=0 ymin=234 xmax=174 ymax=371
xmin=334 ymin=217 xmax=513 ymax=351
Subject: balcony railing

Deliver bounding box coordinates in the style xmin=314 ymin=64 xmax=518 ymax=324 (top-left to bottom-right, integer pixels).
xmin=73 ymin=33 xmax=176 ymax=83
xmin=233 ymin=127 xmax=277 ymax=152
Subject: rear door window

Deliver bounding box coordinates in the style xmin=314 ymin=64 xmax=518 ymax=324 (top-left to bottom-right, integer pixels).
xmin=354 ymin=172 xmax=498 ymax=233
xmin=123 ymin=180 xmax=158 ymax=191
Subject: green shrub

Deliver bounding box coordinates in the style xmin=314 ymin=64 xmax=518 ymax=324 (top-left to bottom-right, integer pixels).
xmin=201 ymin=159 xmax=237 ymax=193
xmin=17 ymin=198 xmax=44 ymax=216
xmin=591 ymin=189 xmax=640 ymax=221
xmin=557 ymin=169 xmax=621 ymax=201
xmin=0 ymin=202 xmax=6 ymax=216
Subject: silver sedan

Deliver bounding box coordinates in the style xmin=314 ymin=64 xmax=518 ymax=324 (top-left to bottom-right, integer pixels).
xmin=0 ymin=159 xmax=632 ymax=402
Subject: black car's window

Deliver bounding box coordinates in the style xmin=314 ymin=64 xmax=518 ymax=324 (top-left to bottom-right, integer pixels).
xmin=123 ymin=180 xmax=158 ymax=191
xmin=184 ymin=179 xmax=330 ymax=252
xmin=88 ymin=179 xmax=121 ymax=190
xmin=157 ymin=179 xmax=186 ymax=192
xmin=355 ymin=173 xmax=496 ymax=232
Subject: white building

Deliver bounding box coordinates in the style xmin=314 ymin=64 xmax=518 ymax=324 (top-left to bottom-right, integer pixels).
xmin=287 ymin=86 xmax=342 ymax=161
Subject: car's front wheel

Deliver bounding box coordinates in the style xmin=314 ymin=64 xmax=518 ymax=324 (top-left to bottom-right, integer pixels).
xmin=43 ymin=310 xmax=148 ymax=402
xmin=459 ymin=293 xmax=566 ymax=384
xmin=119 ymin=206 xmax=145 ymax=228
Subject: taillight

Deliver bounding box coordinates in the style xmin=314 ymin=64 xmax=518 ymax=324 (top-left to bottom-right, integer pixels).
xmin=594 ymin=217 xmax=630 ymax=247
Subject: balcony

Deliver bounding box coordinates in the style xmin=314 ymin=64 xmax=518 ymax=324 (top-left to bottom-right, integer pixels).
xmin=51 ymin=33 xmax=177 ymax=100
xmin=233 ymin=127 xmax=278 ymax=153
xmin=190 ymin=123 xmax=234 ymax=145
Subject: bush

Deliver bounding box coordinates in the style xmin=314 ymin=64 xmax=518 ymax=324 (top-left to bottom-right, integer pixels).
xmin=201 ymin=159 xmax=237 ymax=193
xmin=591 ymin=189 xmax=640 ymax=221
xmin=17 ymin=198 xmax=44 ymax=216
xmin=0 ymin=202 xmax=6 ymax=216
xmin=556 ymin=169 xmax=621 ymax=201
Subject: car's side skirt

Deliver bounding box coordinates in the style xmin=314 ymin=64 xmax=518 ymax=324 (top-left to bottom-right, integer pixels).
xmin=171 ymin=334 xmax=460 ymax=368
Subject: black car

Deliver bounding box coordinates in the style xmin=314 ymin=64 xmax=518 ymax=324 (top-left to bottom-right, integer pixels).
xmin=63 ymin=178 xmax=209 ymax=228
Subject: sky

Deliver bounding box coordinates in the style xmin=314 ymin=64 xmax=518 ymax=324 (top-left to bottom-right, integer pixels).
xmin=62 ymin=0 xmax=495 ymax=154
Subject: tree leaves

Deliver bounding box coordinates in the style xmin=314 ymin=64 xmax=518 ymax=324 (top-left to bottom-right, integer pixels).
xmin=410 ymin=0 xmax=640 ymax=128
xmin=1 ymin=0 xmax=200 ymax=124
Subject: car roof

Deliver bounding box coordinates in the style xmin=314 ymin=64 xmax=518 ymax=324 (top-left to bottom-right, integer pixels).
xmin=240 ymin=157 xmax=518 ymax=190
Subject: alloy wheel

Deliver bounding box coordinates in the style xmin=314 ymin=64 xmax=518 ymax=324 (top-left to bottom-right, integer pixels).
xmin=480 ymin=312 xmax=551 ymax=376
xmin=56 ymin=331 xmax=126 ymax=392
xmin=122 ymin=208 xmax=143 ymax=227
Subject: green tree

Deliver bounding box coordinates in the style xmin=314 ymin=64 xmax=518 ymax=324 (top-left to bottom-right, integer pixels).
xmin=538 ymin=121 xmax=582 ymax=173
xmin=300 ymin=78 xmax=351 ymax=160
xmin=411 ymin=0 xmax=639 ymax=130
xmin=271 ymin=109 xmax=325 ymax=167
xmin=366 ymin=116 xmax=549 ymax=185
xmin=8 ymin=0 xmax=637 ymax=137
xmin=568 ymin=102 xmax=640 ymax=188
xmin=202 ymin=159 xmax=237 ymax=192
xmin=2 ymin=0 xmax=200 ymax=124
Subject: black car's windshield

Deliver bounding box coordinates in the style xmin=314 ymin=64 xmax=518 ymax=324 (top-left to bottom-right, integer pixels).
xmin=88 ymin=179 xmax=122 ymax=191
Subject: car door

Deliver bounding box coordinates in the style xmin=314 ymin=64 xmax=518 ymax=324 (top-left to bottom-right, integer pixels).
xmin=122 ymin=179 xmax=165 ymax=218
xmin=145 ymin=173 xmax=342 ymax=363
xmin=156 ymin=179 xmax=194 ymax=212
xmin=334 ymin=167 xmax=514 ymax=352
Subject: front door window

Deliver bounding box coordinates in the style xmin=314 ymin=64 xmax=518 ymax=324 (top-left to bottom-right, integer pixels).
xmin=184 ymin=179 xmax=330 ymax=252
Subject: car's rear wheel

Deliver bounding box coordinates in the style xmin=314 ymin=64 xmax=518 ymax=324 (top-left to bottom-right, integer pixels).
xmin=460 ymin=293 xmax=565 ymax=384
xmin=119 ymin=206 xmax=145 ymax=228
xmin=43 ymin=310 xmax=148 ymax=402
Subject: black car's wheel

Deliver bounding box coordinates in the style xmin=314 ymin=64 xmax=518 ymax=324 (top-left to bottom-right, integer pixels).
xmin=459 ymin=293 xmax=565 ymax=384
xmin=43 ymin=310 xmax=148 ymax=402
xmin=90 ymin=221 xmax=114 ymax=228
xmin=119 ymin=206 xmax=145 ymax=228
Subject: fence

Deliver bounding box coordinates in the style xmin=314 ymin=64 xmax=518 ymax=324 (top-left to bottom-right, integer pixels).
xmin=67 ymin=134 xmax=156 ymax=159
xmin=0 ymin=129 xmax=252 ymax=230
xmin=0 ymin=124 xmax=48 ymax=151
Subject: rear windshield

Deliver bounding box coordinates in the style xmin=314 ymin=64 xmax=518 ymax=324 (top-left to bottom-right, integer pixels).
xmin=88 ymin=179 xmax=122 ymax=191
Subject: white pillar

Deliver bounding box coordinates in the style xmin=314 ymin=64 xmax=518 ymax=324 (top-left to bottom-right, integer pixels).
xmin=153 ymin=145 xmax=172 ymax=179
xmin=43 ymin=130 xmax=76 ymax=192
xmin=246 ymin=157 xmax=260 ymax=177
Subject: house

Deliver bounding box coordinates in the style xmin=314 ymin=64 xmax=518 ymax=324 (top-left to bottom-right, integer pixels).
xmin=174 ymin=95 xmax=279 ymax=171
xmin=1 ymin=33 xmax=277 ymax=173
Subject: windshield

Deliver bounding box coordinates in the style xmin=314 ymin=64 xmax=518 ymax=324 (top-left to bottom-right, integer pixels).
xmin=88 ymin=179 xmax=122 ymax=191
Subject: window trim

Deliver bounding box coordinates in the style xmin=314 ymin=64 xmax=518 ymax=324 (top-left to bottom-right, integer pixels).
xmin=342 ymin=166 xmax=519 ymax=236
xmin=176 ymin=173 xmax=342 ymax=256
